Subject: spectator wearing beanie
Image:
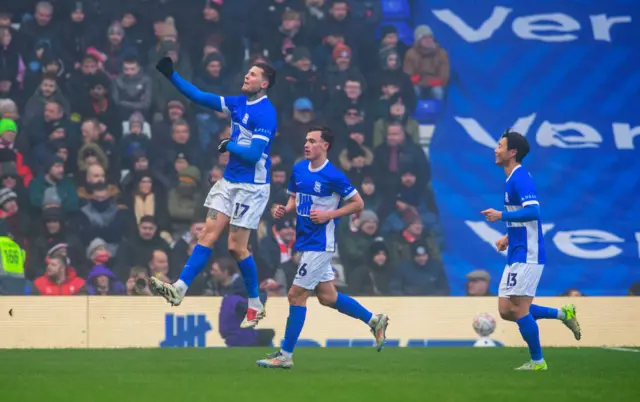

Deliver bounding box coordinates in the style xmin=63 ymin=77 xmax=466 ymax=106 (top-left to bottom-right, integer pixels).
xmin=348 ymin=237 xmax=394 ymax=296
xmin=0 ymin=119 xmax=33 ymax=187
xmin=94 ymin=21 xmax=137 ymax=78
xmin=85 ymin=264 xmax=125 ymax=295
xmin=0 ymin=187 xmax=28 ymax=245
xmin=168 ymin=166 xmax=203 ymax=236
xmin=0 ymin=148 xmax=29 ymax=206
xmin=390 ymin=241 xmax=449 ymax=296
xmin=403 ymin=25 xmax=450 ymax=100
xmin=325 ymin=43 xmax=366 ymax=97
xmin=26 ymin=205 xmax=85 ymax=280
xmin=28 ymin=155 xmax=79 ymax=214
xmin=120 ymin=111 xmax=155 ymax=170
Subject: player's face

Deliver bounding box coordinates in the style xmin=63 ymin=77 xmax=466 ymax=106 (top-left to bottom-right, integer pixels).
xmin=242 ymin=66 xmax=267 ymax=94
xmin=495 ymin=137 xmax=516 ymax=166
xmin=304 ymin=131 xmax=328 ymax=160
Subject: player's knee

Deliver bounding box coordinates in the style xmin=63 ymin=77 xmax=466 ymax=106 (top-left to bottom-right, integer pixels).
xmin=287 ymin=288 xmax=306 ymax=306
xmin=498 ymin=305 xmax=517 ymax=321
xmin=198 ymin=227 xmax=217 ymax=247
xmin=227 ymin=242 xmax=248 ymax=260
xmin=316 ymin=292 xmax=336 ymax=307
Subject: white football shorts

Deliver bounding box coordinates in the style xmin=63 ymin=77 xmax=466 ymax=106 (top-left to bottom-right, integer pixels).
xmin=293 ymin=251 xmax=335 ymax=290
xmin=498 ymin=262 xmax=544 ymax=298
xmin=204 ymin=178 xmax=270 ymax=230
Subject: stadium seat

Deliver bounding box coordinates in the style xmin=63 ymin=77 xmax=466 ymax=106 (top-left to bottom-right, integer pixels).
xmin=377 ymin=20 xmax=414 ymax=45
xmin=412 ymin=99 xmax=443 ymax=124
xmin=381 ymin=0 xmax=411 ymax=20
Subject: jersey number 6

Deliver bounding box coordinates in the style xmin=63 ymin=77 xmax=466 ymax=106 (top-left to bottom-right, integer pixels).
xmin=233 ymin=203 xmax=250 ymax=219
xmin=297 ymin=263 xmax=308 ymax=277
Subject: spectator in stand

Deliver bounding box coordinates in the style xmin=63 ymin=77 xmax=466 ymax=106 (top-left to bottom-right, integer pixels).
xmin=150 ymin=18 xmax=193 ymax=119
xmin=120 ymin=149 xmax=170 ymax=195
xmin=0 ymin=150 xmax=29 ymax=209
xmin=75 ymin=164 xmax=120 ymax=206
xmin=119 ymin=112 xmax=154 ymax=170
xmin=76 ymin=182 xmax=131 ymax=252
xmin=373 ymin=123 xmax=429 ymax=190
xmin=0 ymin=99 xmax=19 ymax=121
xmin=114 ymin=215 xmax=170 ymax=282
xmin=26 ymin=205 xmax=84 ymax=280
xmin=262 ymin=9 xmax=310 ymax=68
xmin=267 ymin=164 xmax=289 ymax=212
xmin=0 ymin=27 xmax=22 ymax=104
xmin=332 ymin=106 xmax=365 ymax=151
xmin=34 ymin=256 xmax=85 ymax=296
xmin=193 ymin=52 xmax=230 ymax=150
xmin=20 ymin=2 xmax=61 ymax=59
xmin=0 ymin=186 xmax=28 ymax=247
xmin=60 ymin=2 xmax=97 ymax=69
xmin=259 ymin=214 xmax=296 ymax=273
xmin=0 ymin=120 xmax=33 ymax=187
xmin=359 ymin=173 xmax=383 ymax=214
xmin=119 ymin=8 xmax=147 ymax=60
xmin=112 ymin=56 xmax=152 ymax=120
xmin=76 ymin=73 xmax=121 ymax=139
xmin=66 ymin=54 xmax=109 ymax=114
xmin=330 ymin=75 xmax=368 ymax=121
xmin=28 ymin=155 xmax=79 ymax=214
xmin=325 ymin=43 xmax=365 ymax=97
xmin=157 ymin=120 xmax=201 ymax=177
xmin=403 ymin=25 xmax=450 ymax=100
xmin=94 ymin=21 xmax=136 ymax=78
xmin=337 ymin=209 xmax=379 ymax=282
xmin=273 ymin=48 xmax=327 ymax=119
xmin=168 ymin=166 xmax=203 ymax=236
xmin=23 ymin=47 xmax=67 ymax=100
xmin=369 ymin=48 xmax=416 ymax=119
xmin=388 ymin=214 xmax=442 ymax=264
xmin=191 ymin=0 xmax=244 ymax=74
xmin=170 ymin=219 xmax=204 ymax=279
xmin=390 ymin=241 xmax=449 ymax=296
xmin=339 ymin=135 xmax=373 ymax=175
xmin=125 ymin=265 xmax=152 ymax=296
xmin=348 ymin=237 xmax=393 ymax=296
xmin=125 ymin=170 xmax=171 ymax=235
xmin=322 ymin=0 xmax=360 ymax=55
xmin=303 ymin=0 xmax=329 ymax=46
xmin=85 ymin=263 xmax=125 ymax=295
xmin=24 ymin=73 xmax=70 ymax=123
xmin=150 ymin=99 xmax=195 ymax=149
xmin=372 ymin=94 xmax=419 ymax=147
xmin=465 ymin=270 xmax=493 ymax=296
xmin=148 ymin=249 xmax=171 ymax=283
xmin=279 ymin=98 xmax=322 ymax=159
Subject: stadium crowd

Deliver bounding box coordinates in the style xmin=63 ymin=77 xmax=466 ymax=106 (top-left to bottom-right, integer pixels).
xmin=0 ymin=0 xmax=454 ymax=298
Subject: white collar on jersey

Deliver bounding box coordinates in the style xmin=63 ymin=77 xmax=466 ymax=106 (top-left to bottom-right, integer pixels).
xmin=246 ymin=95 xmax=268 ymax=105
xmin=308 ymin=159 xmax=329 ymax=172
xmin=506 ymin=164 xmax=522 ymax=182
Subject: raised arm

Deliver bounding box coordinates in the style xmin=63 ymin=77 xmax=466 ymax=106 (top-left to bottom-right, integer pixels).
xmin=156 ymin=57 xmax=222 ymax=111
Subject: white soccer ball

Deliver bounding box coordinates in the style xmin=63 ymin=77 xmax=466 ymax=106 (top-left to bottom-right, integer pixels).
xmin=472 ymin=313 xmax=496 ymax=337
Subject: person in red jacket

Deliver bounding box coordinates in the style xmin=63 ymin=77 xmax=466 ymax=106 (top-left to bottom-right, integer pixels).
xmin=34 ymin=256 xmax=86 ymax=296
xmin=0 ymin=119 xmax=33 ymax=187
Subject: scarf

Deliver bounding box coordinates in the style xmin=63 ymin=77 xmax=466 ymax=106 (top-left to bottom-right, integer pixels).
xmin=274 ymin=228 xmax=294 ymax=264
xmin=134 ymin=193 xmax=155 ymax=223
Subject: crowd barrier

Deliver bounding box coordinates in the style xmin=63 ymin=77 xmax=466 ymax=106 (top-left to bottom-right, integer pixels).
xmin=0 ymin=297 xmax=638 ymax=348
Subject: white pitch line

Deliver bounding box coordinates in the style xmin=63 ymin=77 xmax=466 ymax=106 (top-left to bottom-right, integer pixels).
xmin=601 ymin=347 xmax=640 ymax=353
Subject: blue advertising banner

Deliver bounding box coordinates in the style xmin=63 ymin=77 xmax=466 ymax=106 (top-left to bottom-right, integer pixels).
xmin=418 ymin=0 xmax=640 ymax=295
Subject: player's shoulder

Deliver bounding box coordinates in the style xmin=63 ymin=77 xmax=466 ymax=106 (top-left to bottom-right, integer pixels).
xmin=292 ymin=159 xmax=310 ymax=173
xmin=324 ymin=161 xmax=346 ymax=178
xmin=513 ymin=165 xmax=535 ymax=182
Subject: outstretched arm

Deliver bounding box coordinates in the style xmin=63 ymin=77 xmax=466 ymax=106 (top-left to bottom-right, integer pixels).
xmin=501 ymin=204 xmax=540 ymax=222
xmin=169 ymin=72 xmax=223 ymax=111
xmin=225 ymin=138 xmax=268 ymax=164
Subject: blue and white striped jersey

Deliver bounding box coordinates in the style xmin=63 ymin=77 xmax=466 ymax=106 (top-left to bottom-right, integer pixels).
xmin=220 ymin=95 xmax=277 ymax=184
xmin=504 ymin=165 xmax=546 ymax=265
xmin=288 ymin=160 xmax=357 ymax=252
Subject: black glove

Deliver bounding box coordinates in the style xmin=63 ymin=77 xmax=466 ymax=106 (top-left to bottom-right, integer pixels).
xmin=218 ymin=139 xmax=230 ymax=153
xmin=156 ymin=56 xmax=174 ymax=78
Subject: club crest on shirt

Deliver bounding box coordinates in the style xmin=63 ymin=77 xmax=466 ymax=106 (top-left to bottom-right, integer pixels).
xmin=242 ymin=113 xmax=249 ymax=124
xmin=314 ymin=181 xmax=322 ymax=193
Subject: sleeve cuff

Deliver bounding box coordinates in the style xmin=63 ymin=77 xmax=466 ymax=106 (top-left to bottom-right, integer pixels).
xmin=343 ymin=189 xmax=358 ymax=200
xmin=522 ymin=200 xmax=539 ymax=206
xmin=253 ymin=135 xmax=270 ymax=142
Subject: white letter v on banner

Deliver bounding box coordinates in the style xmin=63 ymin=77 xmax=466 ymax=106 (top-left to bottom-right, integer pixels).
xmin=433 ymin=6 xmax=512 ymax=42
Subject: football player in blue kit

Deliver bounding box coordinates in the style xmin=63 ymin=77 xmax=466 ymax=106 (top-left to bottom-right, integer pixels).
xmin=481 ymin=130 xmax=582 ymax=371
xmin=256 ymin=127 xmax=389 ymax=369
xmin=150 ymin=56 xmax=277 ymax=329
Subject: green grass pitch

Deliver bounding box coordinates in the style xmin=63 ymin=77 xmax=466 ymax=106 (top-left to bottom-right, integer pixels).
xmin=1 ymin=348 xmax=638 ymax=402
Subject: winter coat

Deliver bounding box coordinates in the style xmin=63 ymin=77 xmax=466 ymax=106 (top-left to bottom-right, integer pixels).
xmin=34 ymin=267 xmax=86 ymax=295
xmin=85 ymin=264 xmax=126 ymax=295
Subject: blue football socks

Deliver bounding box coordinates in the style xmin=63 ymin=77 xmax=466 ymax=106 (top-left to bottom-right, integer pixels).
xmin=530 ymin=304 xmax=560 ymax=320
xmin=334 ymin=293 xmax=373 ymax=324
xmin=178 ymin=244 xmax=212 ymax=287
xmin=517 ymin=313 xmax=543 ymax=362
xmin=281 ymin=305 xmax=307 ymax=354
xmin=237 ymin=255 xmax=260 ymax=299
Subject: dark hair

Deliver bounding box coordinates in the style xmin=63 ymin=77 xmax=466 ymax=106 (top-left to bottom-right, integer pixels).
xmin=140 ymin=215 xmax=157 ymax=226
xmin=123 ymin=55 xmax=140 ymax=65
xmin=82 ymin=54 xmax=99 ymax=63
xmin=501 ymin=130 xmax=530 ymax=162
xmin=253 ymin=62 xmax=276 ymax=89
xmin=217 ymin=257 xmax=238 ymax=275
xmin=41 ymin=72 xmax=58 ymax=82
xmin=309 ymin=126 xmax=333 ymax=151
